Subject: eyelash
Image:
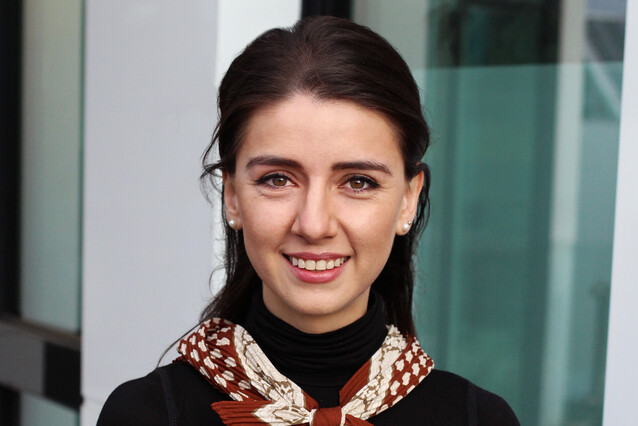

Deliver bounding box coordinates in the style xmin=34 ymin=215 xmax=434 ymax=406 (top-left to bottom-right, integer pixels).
xmin=256 ymin=173 xmax=379 ymax=193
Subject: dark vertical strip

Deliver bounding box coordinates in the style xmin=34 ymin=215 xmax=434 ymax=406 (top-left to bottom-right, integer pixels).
xmin=43 ymin=343 xmax=81 ymax=410
xmin=0 ymin=0 xmax=22 ymax=316
xmin=539 ymin=0 xmax=560 ymax=63
xmin=0 ymin=4 xmax=24 ymax=420
xmin=0 ymin=386 xmax=20 ymax=426
xmin=301 ymin=0 xmax=352 ymax=19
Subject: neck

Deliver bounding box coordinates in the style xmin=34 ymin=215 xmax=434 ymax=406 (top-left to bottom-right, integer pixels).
xmin=242 ymin=290 xmax=388 ymax=407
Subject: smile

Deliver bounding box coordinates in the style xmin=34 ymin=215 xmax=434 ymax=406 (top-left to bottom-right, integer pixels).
xmin=286 ymin=255 xmax=349 ymax=271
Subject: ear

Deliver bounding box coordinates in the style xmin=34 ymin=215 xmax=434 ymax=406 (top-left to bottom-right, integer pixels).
xmin=222 ymin=170 xmax=242 ymax=229
xmin=396 ymin=171 xmax=424 ymax=235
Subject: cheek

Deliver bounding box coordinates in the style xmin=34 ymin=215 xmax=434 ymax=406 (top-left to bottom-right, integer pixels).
xmin=342 ymin=202 xmax=401 ymax=254
xmin=241 ymin=220 xmax=282 ymax=283
xmin=237 ymin=193 xmax=293 ymax=268
xmin=237 ymin=190 xmax=293 ymax=230
xmin=343 ymin=194 xmax=403 ymax=234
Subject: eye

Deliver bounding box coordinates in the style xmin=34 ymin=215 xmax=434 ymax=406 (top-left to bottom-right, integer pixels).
xmin=257 ymin=173 xmax=292 ymax=188
xmin=349 ymin=177 xmax=366 ymax=190
xmin=346 ymin=175 xmax=379 ymax=192
xmin=270 ymin=176 xmax=288 ymax=187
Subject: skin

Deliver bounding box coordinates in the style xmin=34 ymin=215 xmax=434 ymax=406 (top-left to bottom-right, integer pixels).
xmin=223 ymin=94 xmax=423 ymax=333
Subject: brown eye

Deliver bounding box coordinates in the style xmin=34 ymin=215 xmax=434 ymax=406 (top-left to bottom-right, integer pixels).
xmin=350 ymin=178 xmax=365 ymax=189
xmin=257 ymin=173 xmax=292 ymax=189
xmin=272 ymin=176 xmax=288 ymax=186
xmin=345 ymin=176 xmax=379 ymax=192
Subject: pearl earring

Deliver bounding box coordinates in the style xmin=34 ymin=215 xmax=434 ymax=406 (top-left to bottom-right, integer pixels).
xmin=402 ymin=221 xmax=413 ymax=232
xmin=228 ymin=219 xmax=236 ymax=229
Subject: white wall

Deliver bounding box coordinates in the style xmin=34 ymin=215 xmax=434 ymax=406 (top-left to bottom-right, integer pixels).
xmin=215 ymin=0 xmax=301 ymax=87
xmin=81 ymin=1 xmax=218 ymax=423
xmin=80 ymin=1 xmax=300 ymax=425
xmin=603 ymin=0 xmax=638 ymax=424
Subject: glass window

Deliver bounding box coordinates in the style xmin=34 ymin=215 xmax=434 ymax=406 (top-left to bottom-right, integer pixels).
xmin=20 ymin=0 xmax=83 ymax=334
xmin=0 ymin=0 xmax=83 ymax=424
xmin=354 ymin=1 xmax=625 ymax=424
xmin=20 ymin=394 xmax=78 ymax=426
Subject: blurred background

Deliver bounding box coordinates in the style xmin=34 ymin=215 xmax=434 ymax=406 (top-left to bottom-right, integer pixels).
xmin=1 ymin=0 xmax=636 ymax=425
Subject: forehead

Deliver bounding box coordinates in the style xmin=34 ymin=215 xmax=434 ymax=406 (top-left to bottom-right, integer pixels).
xmin=237 ymin=95 xmax=404 ymax=167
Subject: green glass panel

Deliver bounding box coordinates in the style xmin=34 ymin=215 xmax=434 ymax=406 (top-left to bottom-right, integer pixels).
xmin=20 ymin=0 xmax=83 ymax=332
xmin=16 ymin=0 xmax=83 ymax=422
xmin=354 ymin=1 xmax=624 ymax=424
xmin=20 ymin=393 xmax=78 ymax=426
xmin=413 ymin=62 xmax=620 ymax=425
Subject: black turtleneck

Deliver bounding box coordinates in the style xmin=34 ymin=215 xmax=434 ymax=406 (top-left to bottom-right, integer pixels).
xmin=242 ymin=290 xmax=388 ymax=407
xmin=98 ymin=292 xmax=521 ymax=425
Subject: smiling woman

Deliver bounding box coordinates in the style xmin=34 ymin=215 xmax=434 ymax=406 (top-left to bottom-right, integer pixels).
xmin=224 ymin=95 xmax=422 ymax=333
xmin=97 ymin=16 xmax=519 ymax=425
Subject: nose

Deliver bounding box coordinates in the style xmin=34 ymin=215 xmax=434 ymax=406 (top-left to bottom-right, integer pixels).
xmin=291 ymin=183 xmax=337 ymax=242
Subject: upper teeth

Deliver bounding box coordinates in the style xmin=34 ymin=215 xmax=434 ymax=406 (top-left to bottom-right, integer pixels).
xmin=290 ymin=256 xmax=347 ymax=271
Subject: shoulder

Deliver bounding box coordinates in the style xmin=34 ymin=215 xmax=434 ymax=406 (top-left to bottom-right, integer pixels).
xmin=469 ymin=376 xmax=520 ymax=426
xmin=370 ymin=369 xmax=519 ymax=425
xmin=97 ymin=362 xmax=229 ymax=426
xmin=97 ymin=367 xmax=166 ymax=425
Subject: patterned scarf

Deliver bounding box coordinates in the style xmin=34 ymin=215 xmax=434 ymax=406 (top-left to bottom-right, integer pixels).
xmin=176 ymin=318 xmax=434 ymax=425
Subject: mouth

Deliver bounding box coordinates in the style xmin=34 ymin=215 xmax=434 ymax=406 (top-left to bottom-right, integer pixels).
xmin=284 ymin=254 xmax=350 ymax=271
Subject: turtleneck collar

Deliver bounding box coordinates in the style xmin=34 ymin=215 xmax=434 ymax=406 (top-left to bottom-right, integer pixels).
xmin=242 ymin=289 xmax=388 ymax=407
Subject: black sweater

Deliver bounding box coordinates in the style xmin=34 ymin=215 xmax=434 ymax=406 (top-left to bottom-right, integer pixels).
xmin=98 ymin=294 xmax=519 ymax=425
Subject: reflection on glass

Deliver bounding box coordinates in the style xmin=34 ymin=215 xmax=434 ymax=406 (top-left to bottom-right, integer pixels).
xmin=20 ymin=0 xmax=83 ymax=332
xmin=20 ymin=393 xmax=78 ymax=426
xmin=17 ymin=0 xmax=83 ymax=423
xmin=354 ymin=1 xmax=625 ymax=425
xmin=416 ymin=61 xmax=620 ymax=425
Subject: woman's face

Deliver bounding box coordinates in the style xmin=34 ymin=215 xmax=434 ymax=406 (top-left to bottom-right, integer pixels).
xmin=224 ymin=94 xmax=423 ymax=333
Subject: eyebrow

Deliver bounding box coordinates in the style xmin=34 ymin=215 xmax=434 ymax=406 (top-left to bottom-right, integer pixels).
xmin=246 ymin=155 xmax=302 ymax=169
xmin=246 ymin=155 xmax=392 ymax=175
xmin=332 ymin=161 xmax=392 ymax=175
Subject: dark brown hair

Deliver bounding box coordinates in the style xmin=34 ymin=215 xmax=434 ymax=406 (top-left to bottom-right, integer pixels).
xmin=200 ymin=16 xmax=430 ymax=335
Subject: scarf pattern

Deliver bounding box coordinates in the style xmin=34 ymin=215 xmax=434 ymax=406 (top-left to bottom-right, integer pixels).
xmin=177 ymin=318 xmax=434 ymax=425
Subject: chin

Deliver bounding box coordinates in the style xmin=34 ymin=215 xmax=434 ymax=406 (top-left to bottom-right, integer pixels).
xmin=290 ymin=292 xmax=368 ymax=325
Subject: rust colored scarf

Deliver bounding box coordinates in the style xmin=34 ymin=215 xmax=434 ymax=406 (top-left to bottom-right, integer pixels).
xmin=177 ymin=318 xmax=434 ymax=425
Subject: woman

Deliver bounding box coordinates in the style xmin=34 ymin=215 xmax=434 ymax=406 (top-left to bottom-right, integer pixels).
xmin=98 ymin=16 xmax=519 ymax=425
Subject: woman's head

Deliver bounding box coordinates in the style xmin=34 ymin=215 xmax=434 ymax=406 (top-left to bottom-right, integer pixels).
xmin=201 ymin=16 xmax=431 ymax=335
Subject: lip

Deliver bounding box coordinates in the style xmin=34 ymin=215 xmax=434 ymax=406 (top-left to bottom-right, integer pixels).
xmin=283 ymin=253 xmax=349 ymax=284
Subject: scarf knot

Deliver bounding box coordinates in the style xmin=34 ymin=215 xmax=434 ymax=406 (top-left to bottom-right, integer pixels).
xmin=311 ymin=407 xmax=343 ymax=426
